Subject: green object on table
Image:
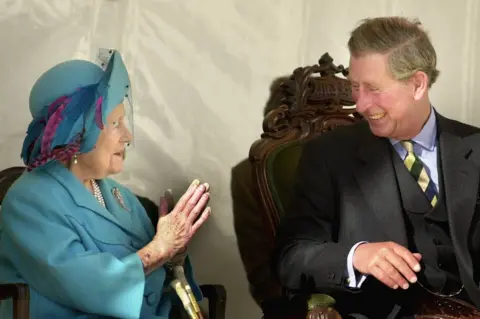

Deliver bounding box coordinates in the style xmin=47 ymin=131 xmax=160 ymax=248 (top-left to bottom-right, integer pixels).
xmin=307 ymin=294 xmax=336 ymax=311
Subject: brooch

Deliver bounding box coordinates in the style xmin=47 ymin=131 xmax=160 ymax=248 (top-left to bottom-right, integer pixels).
xmin=112 ymin=187 xmax=130 ymax=212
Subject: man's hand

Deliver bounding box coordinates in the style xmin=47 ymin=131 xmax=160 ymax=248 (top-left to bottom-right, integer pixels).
xmin=353 ymin=241 xmax=422 ymax=290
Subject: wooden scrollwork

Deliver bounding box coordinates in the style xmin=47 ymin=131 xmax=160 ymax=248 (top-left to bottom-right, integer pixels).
xmin=258 ymin=52 xmax=361 ymax=143
xmin=250 ymin=52 xmax=363 ymax=238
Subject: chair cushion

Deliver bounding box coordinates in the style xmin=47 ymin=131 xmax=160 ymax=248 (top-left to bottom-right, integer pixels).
xmin=266 ymin=140 xmax=305 ymax=217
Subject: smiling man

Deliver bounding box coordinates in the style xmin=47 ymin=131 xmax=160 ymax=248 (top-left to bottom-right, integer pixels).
xmin=274 ymin=16 xmax=480 ymax=318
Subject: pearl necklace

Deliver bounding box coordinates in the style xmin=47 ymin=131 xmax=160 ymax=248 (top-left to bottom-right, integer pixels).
xmin=90 ymin=179 xmax=106 ymax=208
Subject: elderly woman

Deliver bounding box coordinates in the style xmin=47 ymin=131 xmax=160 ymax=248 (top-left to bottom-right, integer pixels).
xmin=0 ymin=50 xmax=210 ymax=318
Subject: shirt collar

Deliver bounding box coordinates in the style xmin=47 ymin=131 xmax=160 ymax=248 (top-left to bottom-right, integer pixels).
xmin=390 ymin=106 xmax=437 ymax=151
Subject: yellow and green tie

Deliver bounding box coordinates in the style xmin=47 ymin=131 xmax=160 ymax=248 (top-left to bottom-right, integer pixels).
xmin=401 ymin=140 xmax=438 ymax=207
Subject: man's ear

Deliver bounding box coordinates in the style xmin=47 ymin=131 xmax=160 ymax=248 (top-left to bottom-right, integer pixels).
xmin=410 ymin=71 xmax=429 ymax=101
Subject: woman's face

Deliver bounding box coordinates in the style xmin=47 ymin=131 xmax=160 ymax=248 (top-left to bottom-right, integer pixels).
xmin=75 ymin=103 xmax=133 ymax=180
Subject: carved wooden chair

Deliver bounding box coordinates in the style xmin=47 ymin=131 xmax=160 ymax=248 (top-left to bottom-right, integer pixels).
xmin=0 ymin=166 xmax=226 ymax=319
xmin=249 ymin=53 xmax=361 ymax=319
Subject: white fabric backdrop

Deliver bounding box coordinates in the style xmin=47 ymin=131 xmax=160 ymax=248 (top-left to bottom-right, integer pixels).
xmin=1 ymin=1 xmax=479 ymax=318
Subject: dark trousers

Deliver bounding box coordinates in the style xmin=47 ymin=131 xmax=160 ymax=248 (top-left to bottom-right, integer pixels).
xmin=335 ymin=280 xmax=474 ymax=319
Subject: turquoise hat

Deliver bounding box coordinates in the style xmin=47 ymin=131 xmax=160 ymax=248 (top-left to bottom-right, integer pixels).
xmin=21 ymin=49 xmax=132 ymax=170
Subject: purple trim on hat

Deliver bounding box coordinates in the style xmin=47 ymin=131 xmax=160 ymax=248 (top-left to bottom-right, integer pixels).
xmin=41 ymin=96 xmax=71 ymax=154
xmin=95 ymin=96 xmax=104 ymax=129
xmin=27 ymin=133 xmax=83 ymax=171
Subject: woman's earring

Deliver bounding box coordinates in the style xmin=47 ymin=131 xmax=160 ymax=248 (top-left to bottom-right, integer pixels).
xmin=73 ymin=154 xmax=78 ymax=164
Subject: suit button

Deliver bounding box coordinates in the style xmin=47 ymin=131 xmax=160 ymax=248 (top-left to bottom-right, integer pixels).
xmin=433 ymin=239 xmax=441 ymax=245
xmin=146 ymin=292 xmax=156 ymax=306
xmin=327 ymin=272 xmax=335 ymax=280
xmin=438 ymin=263 xmax=443 ymax=268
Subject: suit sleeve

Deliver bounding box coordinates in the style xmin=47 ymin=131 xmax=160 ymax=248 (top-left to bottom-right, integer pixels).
xmin=274 ymin=137 xmax=354 ymax=292
xmin=1 ymin=189 xmax=147 ymax=319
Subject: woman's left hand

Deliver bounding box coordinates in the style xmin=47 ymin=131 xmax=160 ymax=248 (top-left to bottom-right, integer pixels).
xmin=137 ymin=182 xmax=209 ymax=274
xmin=159 ymin=189 xmax=187 ymax=262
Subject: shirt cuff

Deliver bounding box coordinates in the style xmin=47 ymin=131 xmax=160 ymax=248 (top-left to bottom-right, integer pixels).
xmin=346 ymin=241 xmax=368 ymax=288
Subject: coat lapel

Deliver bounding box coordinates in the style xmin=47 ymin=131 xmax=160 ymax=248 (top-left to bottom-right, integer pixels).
xmin=98 ymin=179 xmax=152 ymax=243
xmin=42 ymin=162 xmax=133 ymax=234
xmin=353 ymin=131 xmax=408 ymax=246
xmin=437 ymin=115 xmax=480 ymax=303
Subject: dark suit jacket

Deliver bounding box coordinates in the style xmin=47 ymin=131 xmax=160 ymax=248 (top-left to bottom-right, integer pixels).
xmin=275 ymin=112 xmax=480 ymax=312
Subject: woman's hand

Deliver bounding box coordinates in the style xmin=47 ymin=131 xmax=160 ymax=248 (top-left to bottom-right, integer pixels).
xmin=160 ymin=189 xmax=186 ymax=263
xmin=153 ymin=179 xmax=211 ymax=260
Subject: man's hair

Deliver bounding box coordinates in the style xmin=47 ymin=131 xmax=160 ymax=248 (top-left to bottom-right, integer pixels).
xmin=348 ymin=16 xmax=439 ymax=88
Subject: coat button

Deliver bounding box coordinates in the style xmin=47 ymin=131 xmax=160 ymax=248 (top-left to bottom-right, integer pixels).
xmin=327 ymin=272 xmax=335 ymax=280
xmin=433 ymin=238 xmax=441 ymax=245
xmin=146 ymin=292 xmax=156 ymax=306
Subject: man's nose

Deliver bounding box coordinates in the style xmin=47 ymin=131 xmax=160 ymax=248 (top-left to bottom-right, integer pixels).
xmin=354 ymin=90 xmax=372 ymax=114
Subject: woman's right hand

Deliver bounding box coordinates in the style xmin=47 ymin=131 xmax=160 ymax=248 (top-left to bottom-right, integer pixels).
xmin=152 ymin=179 xmax=211 ymax=260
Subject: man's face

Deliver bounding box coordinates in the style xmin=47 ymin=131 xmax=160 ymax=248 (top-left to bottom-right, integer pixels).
xmin=348 ymin=52 xmax=417 ymax=140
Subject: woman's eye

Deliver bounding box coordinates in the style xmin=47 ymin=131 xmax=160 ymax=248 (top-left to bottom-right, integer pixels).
xmin=112 ymin=121 xmax=119 ymax=128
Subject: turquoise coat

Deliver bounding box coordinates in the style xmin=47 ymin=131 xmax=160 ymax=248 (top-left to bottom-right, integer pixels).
xmin=0 ymin=161 xmax=201 ymax=318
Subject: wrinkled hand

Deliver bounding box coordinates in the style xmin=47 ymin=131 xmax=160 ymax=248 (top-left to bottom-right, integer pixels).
xmin=353 ymin=241 xmax=422 ymax=290
xmin=153 ymin=179 xmax=210 ymax=260
xmin=160 ymin=188 xmax=187 ymax=263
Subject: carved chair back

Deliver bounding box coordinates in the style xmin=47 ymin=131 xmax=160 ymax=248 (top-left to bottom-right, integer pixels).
xmin=249 ymin=53 xmax=362 ymax=246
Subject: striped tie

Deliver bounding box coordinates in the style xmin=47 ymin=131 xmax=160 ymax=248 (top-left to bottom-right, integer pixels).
xmin=401 ymin=140 xmax=438 ymax=207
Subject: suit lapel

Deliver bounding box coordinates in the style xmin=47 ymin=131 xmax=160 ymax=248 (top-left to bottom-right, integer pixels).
xmin=440 ymin=132 xmax=478 ymax=249
xmin=354 ymin=131 xmax=408 ymax=246
xmin=437 ymin=115 xmax=480 ymax=303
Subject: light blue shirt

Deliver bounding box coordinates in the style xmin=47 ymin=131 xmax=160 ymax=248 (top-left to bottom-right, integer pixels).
xmin=346 ymin=107 xmax=438 ymax=288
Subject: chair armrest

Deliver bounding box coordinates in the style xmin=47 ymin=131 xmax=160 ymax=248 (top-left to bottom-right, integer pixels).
xmin=200 ymin=284 xmax=227 ymax=319
xmin=0 ymin=283 xmax=30 ymax=319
